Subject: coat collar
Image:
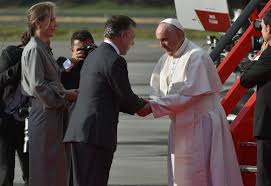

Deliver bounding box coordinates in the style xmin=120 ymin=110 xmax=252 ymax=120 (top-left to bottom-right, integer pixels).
xmin=103 ymin=39 xmax=120 ymax=55
xmin=31 ymin=37 xmax=52 ymax=54
xmin=173 ymin=38 xmax=189 ymax=58
xmin=30 ymin=37 xmax=60 ymax=74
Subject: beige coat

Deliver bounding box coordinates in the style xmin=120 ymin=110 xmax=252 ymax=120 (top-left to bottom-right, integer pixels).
xmin=21 ymin=37 xmax=68 ymax=186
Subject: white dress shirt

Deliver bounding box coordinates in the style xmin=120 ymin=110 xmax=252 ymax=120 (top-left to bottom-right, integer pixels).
xmin=104 ymin=39 xmax=120 ymax=55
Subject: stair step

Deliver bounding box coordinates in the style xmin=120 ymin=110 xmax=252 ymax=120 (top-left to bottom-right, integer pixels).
xmin=240 ymin=141 xmax=256 ymax=147
xmin=240 ymin=165 xmax=257 ymax=173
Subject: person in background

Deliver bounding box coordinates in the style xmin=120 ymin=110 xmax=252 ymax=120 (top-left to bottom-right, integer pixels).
xmin=64 ymin=15 xmax=149 ymax=186
xmin=240 ymin=8 xmax=271 ymax=186
xmin=144 ymin=18 xmax=243 ymax=186
xmin=20 ymin=2 xmax=77 ymax=186
xmin=0 ymin=40 xmax=29 ymax=186
xmin=57 ymin=29 xmax=96 ymax=90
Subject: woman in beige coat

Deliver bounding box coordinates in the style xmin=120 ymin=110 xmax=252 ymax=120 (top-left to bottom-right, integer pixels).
xmin=21 ymin=2 xmax=77 ymax=186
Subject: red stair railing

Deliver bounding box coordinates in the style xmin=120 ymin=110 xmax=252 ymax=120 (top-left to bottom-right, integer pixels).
xmin=216 ymin=1 xmax=271 ymax=185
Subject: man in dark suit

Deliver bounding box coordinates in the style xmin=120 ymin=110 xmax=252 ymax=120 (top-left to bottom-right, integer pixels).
xmin=56 ymin=30 xmax=96 ymax=186
xmin=64 ymin=15 xmax=149 ymax=186
xmin=240 ymin=8 xmax=271 ymax=186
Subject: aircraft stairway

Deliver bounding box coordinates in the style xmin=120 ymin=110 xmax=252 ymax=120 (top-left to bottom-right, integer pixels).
xmin=214 ymin=1 xmax=271 ymax=185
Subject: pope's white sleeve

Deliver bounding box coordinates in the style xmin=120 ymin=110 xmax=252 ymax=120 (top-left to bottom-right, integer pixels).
xmin=150 ymin=93 xmax=194 ymax=118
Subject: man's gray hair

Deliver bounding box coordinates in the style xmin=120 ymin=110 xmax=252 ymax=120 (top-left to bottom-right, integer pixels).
xmin=104 ymin=15 xmax=136 ymax=39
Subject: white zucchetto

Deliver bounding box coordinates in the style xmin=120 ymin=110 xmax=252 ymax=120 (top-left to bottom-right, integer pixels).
xmin=160 ymin=18 xmax=184 ymax=31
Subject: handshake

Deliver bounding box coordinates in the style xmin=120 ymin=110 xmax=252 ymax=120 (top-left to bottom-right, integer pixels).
xmin=137 ymin=98 xmax=152 ymax=117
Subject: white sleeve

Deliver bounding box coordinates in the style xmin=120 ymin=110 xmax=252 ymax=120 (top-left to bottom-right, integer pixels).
xmin=150 ymin=93 xmax=193 ymax=118
xmin=63 ymin=58 xmax=74 ymax=71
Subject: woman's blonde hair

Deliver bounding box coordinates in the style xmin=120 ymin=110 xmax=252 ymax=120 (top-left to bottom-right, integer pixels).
xmin=21 ymin=2 xmax=56 ymax=46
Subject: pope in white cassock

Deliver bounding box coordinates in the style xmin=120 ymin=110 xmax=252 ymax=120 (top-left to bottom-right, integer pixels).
xmin=148 ymin=18 xmax=243 ymax=186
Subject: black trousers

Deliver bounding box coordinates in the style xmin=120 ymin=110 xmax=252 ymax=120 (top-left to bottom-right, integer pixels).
xmin=71 ymin=143 xmax=114 ymax=186
xmin=256 ymin=139 xmax=271 ymax=186
xmin=0 ymin=117 xmax=29 ymax=186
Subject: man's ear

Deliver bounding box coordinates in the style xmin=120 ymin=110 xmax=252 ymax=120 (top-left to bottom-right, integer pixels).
xmin=121 ymin=31 xmax=129 ymax=39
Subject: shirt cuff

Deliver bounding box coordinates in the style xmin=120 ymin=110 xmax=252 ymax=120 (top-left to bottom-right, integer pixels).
xmin=63 ymin=59 xmax=74 ymax=71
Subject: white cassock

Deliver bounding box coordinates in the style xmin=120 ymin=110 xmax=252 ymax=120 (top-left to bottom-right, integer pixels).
xmin=149 ymin=38 xmax=243 ymax=186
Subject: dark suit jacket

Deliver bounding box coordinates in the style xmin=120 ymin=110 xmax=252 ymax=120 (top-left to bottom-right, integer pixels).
xmin=240 ymin=45 xmax=271 ymax=138
xmin=64 ymin=42 xmax=145 ymax=150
